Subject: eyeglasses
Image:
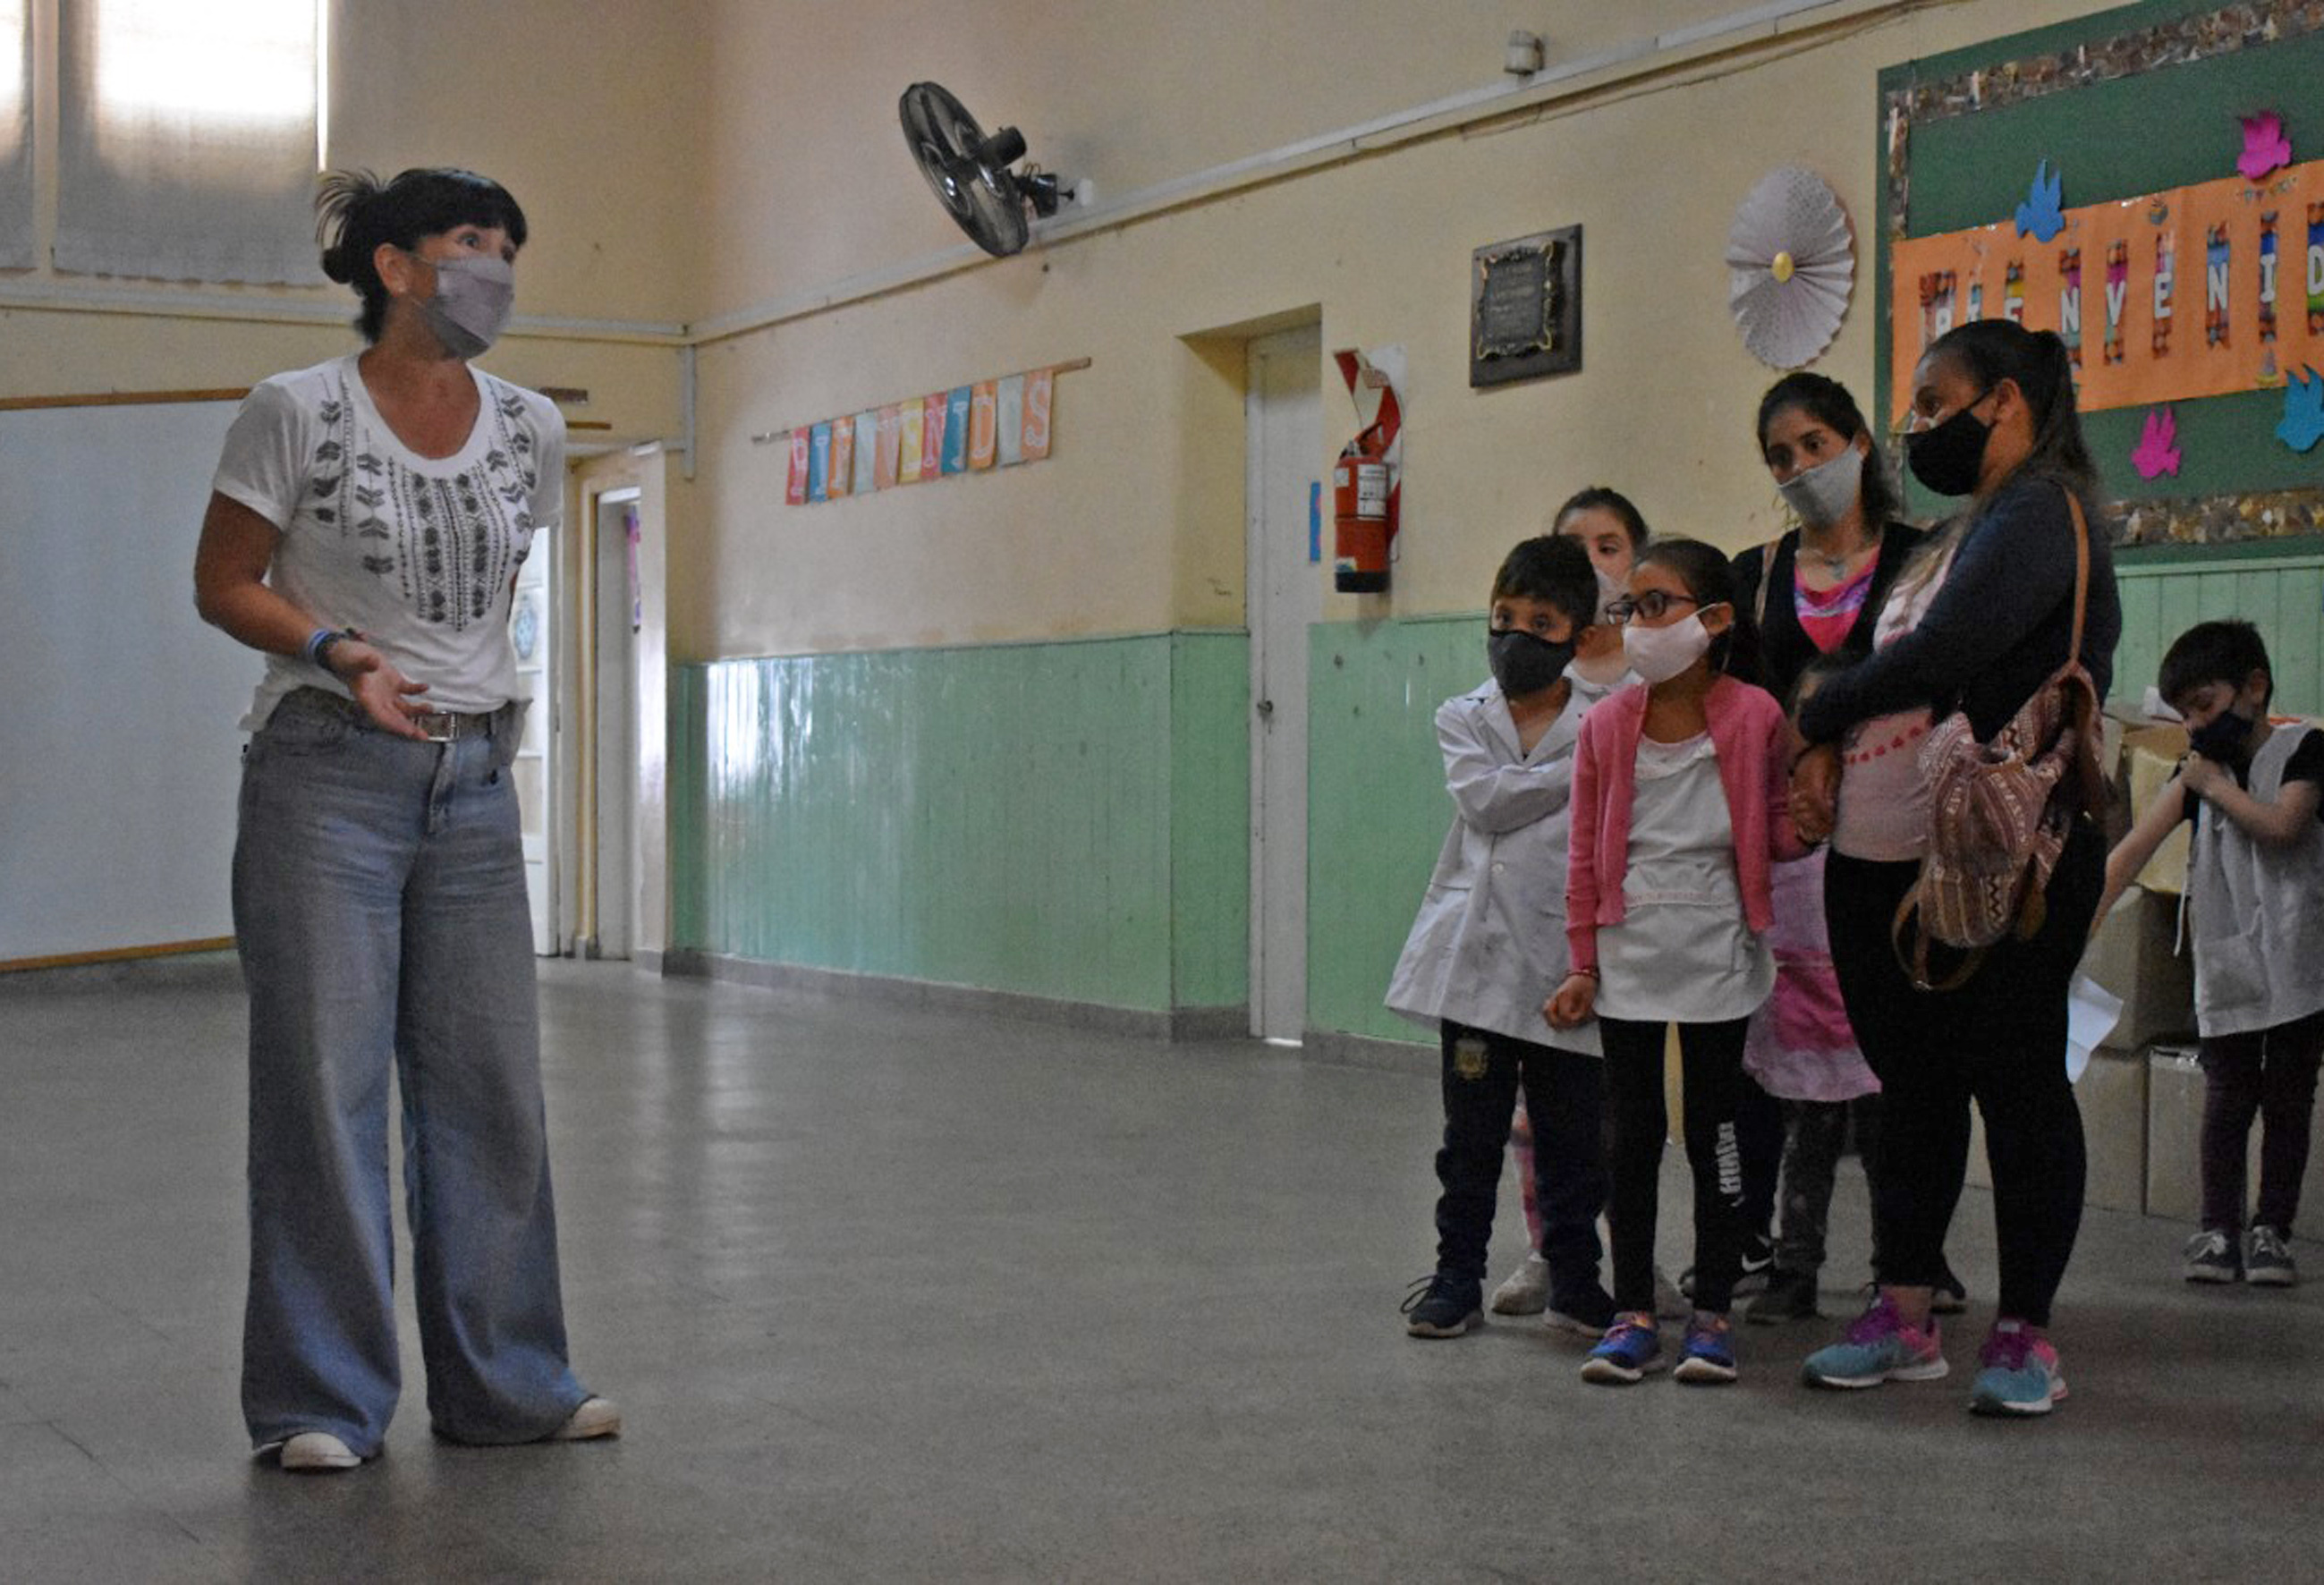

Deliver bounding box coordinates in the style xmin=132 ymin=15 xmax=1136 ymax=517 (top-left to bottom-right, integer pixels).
xmin=1603 ymin=592 xmax=1700 ymax=626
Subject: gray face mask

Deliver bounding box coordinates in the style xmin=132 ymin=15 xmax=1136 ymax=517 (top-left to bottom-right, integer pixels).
xmin=1776 ymin=445 xmax=1865 ymax=530
xmin=407 ymin=252 xmax=514 ymax=358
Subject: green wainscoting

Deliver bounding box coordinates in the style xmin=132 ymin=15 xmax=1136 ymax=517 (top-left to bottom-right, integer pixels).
xmin=669 ymin=631 xmax=1248 ymax=1017
xmin=2114 ymin=552 xmax=2324 ymax=718
xmin=1305 ymin=615 xmax=1483 ymax=1047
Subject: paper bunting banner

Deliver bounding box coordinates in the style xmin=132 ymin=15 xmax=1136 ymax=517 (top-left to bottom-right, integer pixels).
xmin=755 ymin=360 xmax=1087 ymax=504
xmin=827 ymin=416 xmax=854 ymax=499
xmin=997 ymin=373 xmax=1025 ymax=464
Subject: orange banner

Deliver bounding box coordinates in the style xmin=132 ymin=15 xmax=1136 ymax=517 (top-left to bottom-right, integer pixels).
xmin=1891 ymin=160 xmax=2324 ymax=420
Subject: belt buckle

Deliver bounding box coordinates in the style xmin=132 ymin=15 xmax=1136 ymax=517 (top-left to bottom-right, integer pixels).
xmin=415 ymin=712 xmax=458 ymax=742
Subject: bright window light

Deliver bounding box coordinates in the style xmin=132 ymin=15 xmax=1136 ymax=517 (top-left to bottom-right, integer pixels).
xmin=95 ymin=0 xmax=315 ymax=125
xmin=0 ymin=0 xmax=24 ymax=153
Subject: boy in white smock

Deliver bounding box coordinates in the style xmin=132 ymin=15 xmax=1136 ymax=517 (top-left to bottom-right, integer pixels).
xmin=1391 ymin=536 xmax=1617 ymax=1338
xmin=2103 ymin=620 xmax=2324 ymax=1285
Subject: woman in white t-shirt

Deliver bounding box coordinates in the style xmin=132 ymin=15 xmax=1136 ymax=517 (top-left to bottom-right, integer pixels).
xmin=193 ymin=168 xmax=615 ymax=1473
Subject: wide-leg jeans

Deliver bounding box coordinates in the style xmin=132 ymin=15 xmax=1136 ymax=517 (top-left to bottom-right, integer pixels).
xmin=233 ymin=692 xmax=586 ymax=1455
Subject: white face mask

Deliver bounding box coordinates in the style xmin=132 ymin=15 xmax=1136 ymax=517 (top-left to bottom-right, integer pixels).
xmin=1777 ymin=445 xmax=1865 ymax=530
xmin=1594 ymin=565 xmax=1625 ymax=623
xmin=1622 ymin=612 xmax=1715 ymax=684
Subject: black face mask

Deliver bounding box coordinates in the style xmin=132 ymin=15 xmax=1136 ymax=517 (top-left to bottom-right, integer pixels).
xmin=1487 ymin=627 xmax=1574 ymax=699
xmin=1903 ymin=390 xmax=1993 ymax=497
xmin=2189 ymin=708 xmax=2255 ymax=764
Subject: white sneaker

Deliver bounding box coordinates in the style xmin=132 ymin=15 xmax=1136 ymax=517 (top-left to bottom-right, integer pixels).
xmin=550 ymin=1396 xmax=622 ymax=1441
xmin=278 ymin=1431 xmax=360 ymax=1472
xmin=1489 ymin=1253 xmax=1550 ymax=1315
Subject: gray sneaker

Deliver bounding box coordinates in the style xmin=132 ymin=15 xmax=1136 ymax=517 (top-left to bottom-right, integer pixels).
xmin=1489 ymin=1253 xmax=1550 ymax=1315
xmin=2183 ymin=1228 xmax=2240 ymax=1284
xmin=2245 ymin=1225 xmax=2298 ymax=1287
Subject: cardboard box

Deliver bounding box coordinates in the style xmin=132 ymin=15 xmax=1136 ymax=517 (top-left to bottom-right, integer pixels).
xmin=2125 ymin=733 xmax=2190 ymax=895
xmin=1965 ymin=1047 xmax=2146 ymax=1214
xmin=2078 ymin=888 xmax=2195 ymax=1053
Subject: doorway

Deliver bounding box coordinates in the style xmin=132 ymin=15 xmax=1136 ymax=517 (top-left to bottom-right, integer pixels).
xmin=1245 ymin=326 xmax=1322 ymax=1042
xmin=511 ymin=516 xmax=557 ymax=955
xmin=577 ymin=485 xmax=640 ymax=960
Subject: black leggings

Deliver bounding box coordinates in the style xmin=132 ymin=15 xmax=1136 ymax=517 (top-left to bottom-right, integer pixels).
xmin=1599 ymin=1015 xmax=1749 ymax=1316
xmin=1823 ymin=819 xmax=2102 ymax=1327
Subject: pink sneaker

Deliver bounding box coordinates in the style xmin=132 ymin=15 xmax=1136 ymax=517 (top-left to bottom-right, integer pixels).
xmin=1969 ymin=1319 xmax=2066 ymax=1416
xmin=1800 ymin=1292 xmax=1948 ymax=1389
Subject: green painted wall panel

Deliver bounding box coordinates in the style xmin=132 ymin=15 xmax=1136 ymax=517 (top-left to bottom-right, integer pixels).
xmin=2116 ymin=554 xmax=2324 ymax=716
xmin=670 ymin=631 xmax=1250 ymax=1015
xmin=1306 ymin=615 xmax=1485 ymax=1046
xmin=1169 ymin=631 xmax=1251 ymax=1009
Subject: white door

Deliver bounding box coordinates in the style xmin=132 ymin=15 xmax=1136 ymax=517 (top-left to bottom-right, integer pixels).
xmin=589 ymin=487 xmax=640 ymax=960
xmin=510 ymin=525 xmax=556 ymax=954
xmin=1246 ymin=326 xmax=1322 ymax=1042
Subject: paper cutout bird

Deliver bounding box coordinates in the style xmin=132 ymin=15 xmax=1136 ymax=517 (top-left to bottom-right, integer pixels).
xmin=2015 ymin=160 xmax=2064 ymax=242
xmin=2132 ymin=406 xmax=2182 ymax=480
xmin=2239 ymin=112 xmax=2293 ymax=182
xmin=2277 ymin=368 xmax=2324 ymax=453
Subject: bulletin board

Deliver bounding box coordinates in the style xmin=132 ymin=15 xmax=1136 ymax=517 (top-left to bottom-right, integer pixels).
xmin=1879 ymin=0 xmax=2324 ymax=551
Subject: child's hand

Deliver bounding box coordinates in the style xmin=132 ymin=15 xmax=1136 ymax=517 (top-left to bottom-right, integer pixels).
xmin=1543 ymin=973 xmax=1597 ymax=1030
xmin=1789 ymin=743 xmax=1839 ymax=844
xmin=2180 ymin=754 xmax=2224 ymax=800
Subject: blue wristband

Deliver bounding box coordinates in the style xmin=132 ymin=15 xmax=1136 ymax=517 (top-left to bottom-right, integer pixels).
xmin=304 ymin=628 xmax=335 ymax=667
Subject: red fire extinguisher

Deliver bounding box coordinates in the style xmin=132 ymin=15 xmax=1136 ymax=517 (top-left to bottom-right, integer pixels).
xmin=1333 ymin=423 xmax=1392 ymax=594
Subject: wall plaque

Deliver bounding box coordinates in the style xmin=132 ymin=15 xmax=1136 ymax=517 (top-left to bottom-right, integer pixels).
xmin=1470 ymin=225 xmax=1582 ymax=387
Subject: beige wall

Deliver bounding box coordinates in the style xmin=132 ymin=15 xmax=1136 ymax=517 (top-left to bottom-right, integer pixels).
xmin=674 ymin=0 xmax=2124 ymax=662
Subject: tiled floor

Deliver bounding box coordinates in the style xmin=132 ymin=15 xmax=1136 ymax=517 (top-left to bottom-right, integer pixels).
xmin=3 ymin=957 xmax=2319 ymax=1581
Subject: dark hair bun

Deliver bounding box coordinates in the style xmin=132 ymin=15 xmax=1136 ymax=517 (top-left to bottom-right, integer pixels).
xmin=314 ymin=168 xmax=385 ymax=283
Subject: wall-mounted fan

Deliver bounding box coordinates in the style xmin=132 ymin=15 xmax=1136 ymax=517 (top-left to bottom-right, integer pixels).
xmin=899 ymin=81 xmax=1081 ymax=258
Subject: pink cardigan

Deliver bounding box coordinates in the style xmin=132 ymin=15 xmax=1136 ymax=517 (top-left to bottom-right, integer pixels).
xmin=1565 ymin=674 xmax=1805 ymax=976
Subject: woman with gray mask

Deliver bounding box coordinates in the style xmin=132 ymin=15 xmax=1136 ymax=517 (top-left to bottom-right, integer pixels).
xmin=193 ymin=168 xmax=615 ymax=1472
xmin=1720 ymin=375 xmax=1958 ymax=1326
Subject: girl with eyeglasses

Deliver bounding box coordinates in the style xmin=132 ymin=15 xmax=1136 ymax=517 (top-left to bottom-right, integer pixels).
xmin=1547 ymin=539 xmax=1809 ymax=1386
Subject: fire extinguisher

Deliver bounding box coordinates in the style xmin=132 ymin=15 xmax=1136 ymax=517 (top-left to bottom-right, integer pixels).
xmin=1333 ymin=423 xmax=1392 ymax=594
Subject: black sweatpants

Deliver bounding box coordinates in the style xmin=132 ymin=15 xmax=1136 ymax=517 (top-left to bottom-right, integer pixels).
xmin=1433 ymin=1021 xmax=1608 ymax=1310
xmin=1599 ymin=1014 xmax=1750 ymax=1316
xmin=1823 ymin=818 xmax=2102 ymax=1327
xmin=2201 ymin=1007 xmax=2324 ymax=1237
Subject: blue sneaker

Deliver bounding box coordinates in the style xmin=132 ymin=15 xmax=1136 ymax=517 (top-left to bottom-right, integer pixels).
xmin=1674 ymin=1315 xmax=1738 ymax=1385
xmin=1580 ymin=1311 xmax=1663 ymax=1384
xmin=1801 ymin=1293 xmax=1949 ymax=1390
xmin=1968 ymin=1319 xmax=2066 ymax=1417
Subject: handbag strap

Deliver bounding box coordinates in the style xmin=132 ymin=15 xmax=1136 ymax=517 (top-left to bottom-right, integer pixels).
xmin=1753 ymin=538 xmax=1779 ymax=633
xmin=2063 ymin=490 xmax=2091 ymax=666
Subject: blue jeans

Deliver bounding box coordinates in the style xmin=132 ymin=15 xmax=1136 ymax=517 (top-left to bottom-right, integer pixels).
xmin=233 ymin=691 xmax=586 ymax=1454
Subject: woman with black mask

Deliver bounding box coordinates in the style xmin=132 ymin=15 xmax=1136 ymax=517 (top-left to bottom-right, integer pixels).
xmin=1787 ymin=320 xmax=2120 ymax=1418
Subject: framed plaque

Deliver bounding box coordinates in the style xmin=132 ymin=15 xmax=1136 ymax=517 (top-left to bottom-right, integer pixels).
xmin=1470 ymin=225 xmax=1582 ymax=387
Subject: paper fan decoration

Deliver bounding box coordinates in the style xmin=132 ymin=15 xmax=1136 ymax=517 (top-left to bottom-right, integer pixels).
xmin=1726 ymin=167 xmax=1855 ymax=369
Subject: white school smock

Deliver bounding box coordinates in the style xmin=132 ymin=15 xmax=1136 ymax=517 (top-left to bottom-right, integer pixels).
xmin=1590 ymin=731 xmax=1774 ymax=1025
xmin=1387 ymin=674 xmax=1603 ymax=1053
xmin=2186 ymin=725 xmax=2324 ymax=1038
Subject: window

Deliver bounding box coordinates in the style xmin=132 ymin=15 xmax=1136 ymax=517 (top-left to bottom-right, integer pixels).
xmin=55 ymin=0 xmax=324 ymax=284
xmin=0 ymin=0 xmax=28 ymax=268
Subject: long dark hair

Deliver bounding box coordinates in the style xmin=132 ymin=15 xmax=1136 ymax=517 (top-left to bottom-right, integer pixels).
xmin=1922 ymin=319 xmax=2099 ymax=513
xmin=1634 ymin=537 xmax=1754 ymax=679
xmin=1754 ymin=370 xmax=1899 ymax=529
xmin=317 ymin=167 xmax=529 ymax=343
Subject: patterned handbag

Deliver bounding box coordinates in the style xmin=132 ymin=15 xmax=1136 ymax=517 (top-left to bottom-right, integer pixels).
xmin=1892 ymin=493 xmax=2103 ymax=992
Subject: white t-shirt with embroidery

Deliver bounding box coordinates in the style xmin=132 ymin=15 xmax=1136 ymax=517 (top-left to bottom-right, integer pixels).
xmin=211 ymin=353 xmax=563 ymax=729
